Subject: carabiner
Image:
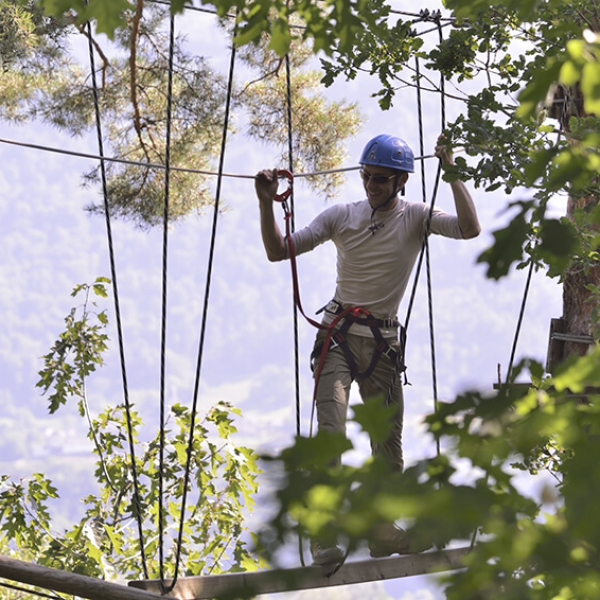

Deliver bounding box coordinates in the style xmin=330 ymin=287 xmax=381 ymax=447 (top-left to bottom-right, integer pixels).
xmin=274 ymin=169 xmax=294 ymax=203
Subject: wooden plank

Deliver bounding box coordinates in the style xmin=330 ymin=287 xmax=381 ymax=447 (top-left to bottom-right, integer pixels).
xmin=0 ymin=555 xmax=162 ymax=600
xmin=129 ymin=547 xmax=470 ymax=599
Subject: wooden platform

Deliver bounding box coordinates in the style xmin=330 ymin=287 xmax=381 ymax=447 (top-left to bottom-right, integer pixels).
xmin=129 ymin=547 xmax=470 ymax=598
xmin=0 ymin=554 xmax=162 ymax=600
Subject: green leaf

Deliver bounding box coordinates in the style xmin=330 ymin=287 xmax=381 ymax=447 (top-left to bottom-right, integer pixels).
xmin=517 ymin=61 xmax=563 ymax=120
xmin=560 ymin=60 xmax=582 ymax=87
xmin=174 ymin=441 xmax=188 ymax=465
xmin=477 ymin=212 xmax=530 ymax=279
xmin=87 ymin=0 xmax=133 ymax=39
xmin=566 ymin=39 xmax=586 ymax=62
xmin=537 ymin=218 xmax=579 ymax=276
xmin=582 ymin=61 xmax=600 ymax=115
xmin=170 ymin=0 xmax=192 ymax=14
xmin=268 ymin=17 xmax=291 ymax=56
xmin=280 ymin=432 xmax=353 ymax=471
xmin=351 ymin=396 xmax=396 ymax=443
xmin=554 ymin=349 xmax=600 ymax=393
xmin=41 ymin=0 xmax=87 ymax=20
xmin=92 ymin=284 xmax=108 ymax=298
xmin=524 ymin=147 xmax=555 ymax=186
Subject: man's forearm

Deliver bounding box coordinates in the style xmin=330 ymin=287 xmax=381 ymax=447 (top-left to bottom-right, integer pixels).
xmin=451 ymin=180 xmax=481 ymax=239
xmin=260 ymin=202 xmax=287 ymax=261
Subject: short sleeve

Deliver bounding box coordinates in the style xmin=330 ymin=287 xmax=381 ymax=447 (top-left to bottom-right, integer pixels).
xmin=286 ymin=205 xmax=343 ymax=257
xmin=427 ymin=208 xmax=463 ymax=239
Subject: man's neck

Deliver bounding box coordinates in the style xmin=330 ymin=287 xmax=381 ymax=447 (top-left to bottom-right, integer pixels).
xmin=369 ymin=195 xmax=398 ymax=212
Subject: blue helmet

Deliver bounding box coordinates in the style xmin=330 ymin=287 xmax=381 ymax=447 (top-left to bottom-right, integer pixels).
xmin=359 ymin=135 xmax=414 ymax=173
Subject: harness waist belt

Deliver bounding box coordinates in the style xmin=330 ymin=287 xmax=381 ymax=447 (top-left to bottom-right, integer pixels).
xmin=350 ymin=315 xmax=400 ymax=328
xmin=317 ymin=299 xmax=399 ymax=329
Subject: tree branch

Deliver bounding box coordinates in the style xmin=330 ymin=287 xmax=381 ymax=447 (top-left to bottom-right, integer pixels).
xmin=236 ymin=57 xmax=285 ymax=99
xmin=74 ymin=21 xmax=111 ymax=89
xmin=130 ymin=0 xmax=150 ymax=162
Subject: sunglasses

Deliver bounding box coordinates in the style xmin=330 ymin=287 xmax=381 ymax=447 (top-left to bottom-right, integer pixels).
xmin=360 ymin=169 xmax=396 ymax=185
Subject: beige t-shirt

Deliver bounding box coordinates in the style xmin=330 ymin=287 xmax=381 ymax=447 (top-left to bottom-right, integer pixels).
xmin=288 ymin=198 xmax=463 ymax=337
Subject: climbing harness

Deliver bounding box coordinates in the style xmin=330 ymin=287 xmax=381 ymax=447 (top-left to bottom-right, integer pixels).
xmin=312 ymin=299 xmax=406 ymax=382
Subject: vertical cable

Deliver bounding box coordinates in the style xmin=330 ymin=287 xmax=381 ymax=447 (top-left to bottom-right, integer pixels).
xmin=403 ymin=17 xmax=447 ymax=455
xmin=426 ymin=16 xmax=446 ymax=452
xmin=166 ymin=20 xmax=238 ymax=591
xmin=86 ymin=17 xmax=149 ymax=580
xmin=158 ymin=9 xmax=176 ymax=587
xmin=284 ymin=51 xmax=306 ymax=568
xmin=505 ymin=260 xmax=535 ymax=384
xmin=417 ymin=54 xmax=441 ymax=454
xmin=284 ymin=54 xmax=301 ymax=439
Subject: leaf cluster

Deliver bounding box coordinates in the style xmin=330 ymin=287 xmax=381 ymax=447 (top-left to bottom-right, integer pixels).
xmin=72 ymin=400 xmax=265 ymax=580
xmin=440 ymin=0 xmax=600 ymax=279
xmin=0 ymin=402 xmax=265 ymax=584
xmin=36 ymin=277 xmax=110 ymax=415
xmin=0 ymin=280 xmax=268 ymax=588
xmin=257 ymin=355 xmax=600 ymax=598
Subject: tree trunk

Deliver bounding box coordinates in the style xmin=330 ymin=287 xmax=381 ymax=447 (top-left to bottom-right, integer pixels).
xmin=549 ymin=83 xmax=598 ymax=364
xmin=562 ymin=243 xmax=600 ymax=360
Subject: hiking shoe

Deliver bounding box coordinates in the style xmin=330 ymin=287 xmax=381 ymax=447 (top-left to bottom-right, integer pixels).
xmin=368 ymin=523 xmax=432 ymax=558
xmin=310 ymin=541 xmax=344 ymax=567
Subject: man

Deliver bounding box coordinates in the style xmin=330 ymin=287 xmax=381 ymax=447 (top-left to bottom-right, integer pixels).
xmin=255 ymin=134 xmax=480 ymax=566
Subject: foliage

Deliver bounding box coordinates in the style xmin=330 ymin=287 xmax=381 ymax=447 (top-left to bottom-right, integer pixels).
xmin=437 ymin=1 xmax=600 ymax=283
xmin=41 ymin=0 xmax=395 ymax=59
xmin=0 ymin=281 xmax=265 ymax=595
xmin=1 ymin=1 xmax=362 ymax=228
xmin=37 ymin=277 xmax=110 ymax=415
xmin=0 ymin=0 xmax=78 ymax=122
xmin=257 ymin=357 xmax=600 ymax=598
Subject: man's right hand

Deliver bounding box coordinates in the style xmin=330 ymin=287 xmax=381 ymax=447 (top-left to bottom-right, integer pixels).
xmin=255 ymin=168 xmax=287 ymax=261
xmin=255 ymin=169 xmax=279 ymax=204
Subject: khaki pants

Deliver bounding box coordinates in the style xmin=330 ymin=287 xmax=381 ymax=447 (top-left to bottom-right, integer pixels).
xmin=312 ymin=329 xmax=404 ymax=471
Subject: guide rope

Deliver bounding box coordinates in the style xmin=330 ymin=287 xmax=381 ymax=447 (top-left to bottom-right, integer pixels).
xmin=158 ymin=10 xmax=176 ymax=589
xmin=86 ymin=17 xmax=149 ymax=580
xmin=402 ymin=15 xmax=447 ymax=458
xmin=164 ymin=17 xmax=239 ymax=592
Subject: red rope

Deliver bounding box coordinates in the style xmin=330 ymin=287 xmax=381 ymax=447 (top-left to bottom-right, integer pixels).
xmin=276 ymin=173 xmax=371 ymax=435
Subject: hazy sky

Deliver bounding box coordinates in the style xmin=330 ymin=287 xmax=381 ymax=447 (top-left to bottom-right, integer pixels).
xmin=0 ymin=2 xmax=566 ymax=598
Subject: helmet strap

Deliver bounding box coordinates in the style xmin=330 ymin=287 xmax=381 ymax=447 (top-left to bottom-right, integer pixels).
xmin=395 ymin=172 xmax=407 ymax=197
xmin=366 ymin=172 xmax=405 ymax=223
xmin=377 ymin=173 xmax=404 ymax=208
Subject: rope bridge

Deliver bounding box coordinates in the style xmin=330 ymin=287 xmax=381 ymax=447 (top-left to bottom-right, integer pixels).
xmin=0 ymin=4 xmax=507 ymax=599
